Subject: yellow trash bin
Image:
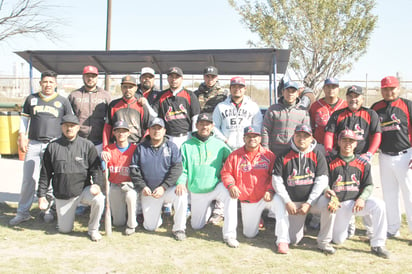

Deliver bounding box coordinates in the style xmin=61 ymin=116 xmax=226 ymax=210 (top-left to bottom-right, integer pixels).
xmin=0 ymin=111 xmax=20 ymax=155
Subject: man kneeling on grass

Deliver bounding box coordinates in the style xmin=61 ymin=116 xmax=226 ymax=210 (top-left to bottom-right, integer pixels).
xmin=323 ymin=129 xmax=390 ymax=259
xmin=221 ymin=126 xmax=277 ymax=240
xmin=37 ymin=114 xmax=105 ymax=241
xmin=130 ymin=118 xmax=187 ymax=241
xmin=272 ymin=124 xmax=334 ymax=254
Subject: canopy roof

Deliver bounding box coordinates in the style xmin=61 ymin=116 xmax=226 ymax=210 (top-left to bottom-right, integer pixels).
xmin=15 ymin=48 xmax=290 ymax=76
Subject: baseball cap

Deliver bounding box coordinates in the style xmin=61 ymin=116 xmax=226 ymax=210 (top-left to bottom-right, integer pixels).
xmin=381 ymin=76 xmax=399 ymax=88
xmin=294 ymin=124 xmax=313 ymax=136
xmin=244 ymin=125 xmax=261 ymax=136
xmin=113 ymin=120 xmax=130 ymax=131
xmin=140 ymin=67 xmax=155 ymax=77
xmin=230 ymin=76 xmax=246 ymax=86
xmin=149 ymin=117 xmax=165 ymax=128
xmin=167 ymin=67 xmax=183 ymax=77
xmin=324 ymin=78 xmax=339 ymax=86
xmin=197 ymin=112 xmax=213 ymax=123
xmin=338 ymin=129 xmax=359 ymax=140
xmin=203 ymin=66 xmax=218 ymax=76
xmin=346 ymin=85 xmax=363 ymax=95
xmin=82 ymin=65 xmax=99 ymax=75
xmin=121 ymin=75 xmax=137 ymax=85
xmin=61 ymin=114 xmax=79 ymax=125
xmin=284 ymin=81 xmax=299 ymax=90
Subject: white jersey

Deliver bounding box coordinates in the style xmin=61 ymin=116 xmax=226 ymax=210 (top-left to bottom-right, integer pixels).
xmin=213 ymin=95 xmax=262 ymax=150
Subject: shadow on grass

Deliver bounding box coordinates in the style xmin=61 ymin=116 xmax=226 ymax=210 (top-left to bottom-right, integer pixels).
xmin=0 ymin=202 xmax=97 ymax=239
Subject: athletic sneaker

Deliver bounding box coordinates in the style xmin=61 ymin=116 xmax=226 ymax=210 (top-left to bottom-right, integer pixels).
xmin=225 ymin=238 xmax=239 ymax=248
xmin=277 ymin=242 xmax=289 ymax=254
xmin=386 ymin=231 xmax=400 ymax=238
xmin=89 ymin=231 xmax=102 ymax=242
xmin=318 ymin=244 xmax=336 ymax=255
xmin=125 ymin=227 xmax=135 ymax=236
xmin=208 ymin=213 xmax=223 ymax=225
xmin=371 ymin=246 xmax=390 ymax=259
xmin=173 ymin=230 xmax=186 ymax=241
xmin=9 ymin=215 xmax=31 ymax=226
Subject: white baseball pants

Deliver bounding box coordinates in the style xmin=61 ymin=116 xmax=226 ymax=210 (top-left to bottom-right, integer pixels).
xmin=240 ymin=198 xmax=275 ymax=238
xmin=55 ymin=186 xmax=105 ymax=234
xmin=327 ymin=197 xmax=387 ymax=247
xmin=379 ymin=150 xmax=412 ymax=234
xmin=109 ymin=183 xmax=138 ymax=229
xmin=190 ymin=183 xmax=238 ymax=240
xmin=141 ymin=186 xmax=188 ymax=232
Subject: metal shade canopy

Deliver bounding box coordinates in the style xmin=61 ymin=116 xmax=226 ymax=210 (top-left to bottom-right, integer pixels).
xmin=15 ymin=48 xmax=290 ymax=76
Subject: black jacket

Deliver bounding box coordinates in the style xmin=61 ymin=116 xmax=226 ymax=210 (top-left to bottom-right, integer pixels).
xmin=38 ymin=135 xmax=103 ymax=199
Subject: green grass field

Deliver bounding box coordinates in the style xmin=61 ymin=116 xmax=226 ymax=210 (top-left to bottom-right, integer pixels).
xmin=1 ymin=202 xmax=411 ymax=273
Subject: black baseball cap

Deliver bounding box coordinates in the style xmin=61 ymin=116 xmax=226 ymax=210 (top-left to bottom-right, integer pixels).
xmin=113 ymin=121 xmax=130 ymax=131
xmin=346 ymin=85 xmax=363 ymax=95
xmin=121 ymin=75 xmax=137 ymax=85
xmin=294 ymin=124 xmax=312 ymax=136
xmin=61 ymin=114 xmax=79 ymax=125
xmin=197 ymin=113 xmax=213 ymax=123
xmin=203 ymin=66 xmax=218 ymax=76
xmin=167 ymin=67 xmax=183 ymax=77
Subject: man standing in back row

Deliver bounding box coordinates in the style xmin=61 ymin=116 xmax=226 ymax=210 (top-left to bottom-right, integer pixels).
xmin=68 ymin=65 xmax=111 ymax=155
xmin=153 ymin=67 xmax=200 ymax=148
xmin=10 ymin=70 xmax=73 ymax=226
xmin=371 ymin=76 xmax=412 ymax=242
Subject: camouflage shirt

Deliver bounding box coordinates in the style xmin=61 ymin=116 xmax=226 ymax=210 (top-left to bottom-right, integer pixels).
xmin=194 ymin=81 xmax=228 ymax=113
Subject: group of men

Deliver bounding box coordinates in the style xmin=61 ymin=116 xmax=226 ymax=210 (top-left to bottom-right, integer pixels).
xmin=8 ymin=65 xmax=412 ymax=259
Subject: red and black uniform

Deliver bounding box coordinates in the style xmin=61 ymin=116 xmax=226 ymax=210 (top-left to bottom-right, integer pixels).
xmin=371 ymin=98 xmax=412 ymax=154
xmin=103 ymin=143 xmax=137 ymax=184
xmin=273 ymin=146 xmax=328 ymax=202
xmin=153 ymin=88 xmax=200 ymax=136
xmin=103 ymin=97 xmax=151 ymax=146
xmin=324 ymin=107 xmax=381 ymax=154
xmin=328 ymin=155 xmax=372 ymax=202
xmin=309 ymin=98 xmax=347 ymax=145
xmin=22 ymin=92 xmax=73 ymax=142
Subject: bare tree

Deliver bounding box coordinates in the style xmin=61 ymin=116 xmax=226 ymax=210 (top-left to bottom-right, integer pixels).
xmin=0 ymin=0 xmax=61 ymax=42
xmin=228 ymin=0 xmax=378 ymax=89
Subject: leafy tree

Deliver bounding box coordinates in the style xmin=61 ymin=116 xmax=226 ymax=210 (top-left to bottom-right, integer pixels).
xmin=0 ymin=0 xmax=60 ymax=42
xmin=228 ymin=0 xmax=377 ymax=89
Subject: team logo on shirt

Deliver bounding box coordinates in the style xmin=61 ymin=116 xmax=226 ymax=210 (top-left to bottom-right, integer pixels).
xmin=332 ymin=174 xmax=360 ymax=193
xmin=353 ymin=124 xmax=364 ymax=137
xmin=54 ymin=101 xmax=62 ymax=108
xmin=287 ymin=167 xmax=315 ymax=186
xmin=380 ymin=114 xmax=401 ymax=132
xmin=164 ymin=104 xmax=188 ymax=121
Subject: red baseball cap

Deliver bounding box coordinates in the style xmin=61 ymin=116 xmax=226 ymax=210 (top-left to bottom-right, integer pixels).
xmin=230 ymin=76 xmax=246 ymax=86
xmin=82 ymin=65 xmax=99 ymax=75
xmin=381 ymin=76 xmax=399 ymax=88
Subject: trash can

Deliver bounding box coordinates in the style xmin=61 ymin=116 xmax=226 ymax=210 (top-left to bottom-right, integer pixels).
xmin=0 ymin=111 xmax=20 ymax=155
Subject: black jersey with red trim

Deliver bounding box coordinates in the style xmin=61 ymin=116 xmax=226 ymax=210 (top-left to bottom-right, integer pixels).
xmin=153 ymin=88 xmax=200 ymax=136
xmin=22 ymin=92 xmax=73 ymax=142
xmin=107 ymin=97 xmax=151 ymax=143
xmin=325 ymin=107 xmax=381 ymax=154
xmin=371 ymin=97 xmax=412 ymax=153
xmin=328 ymin=155 xmax=372 ymax=202
xmin=273 ymin=147 xmax=328 ymax=202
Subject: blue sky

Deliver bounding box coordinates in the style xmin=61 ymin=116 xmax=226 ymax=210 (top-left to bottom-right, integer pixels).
xmin=0 ymin=0 xmax=410 ymax=82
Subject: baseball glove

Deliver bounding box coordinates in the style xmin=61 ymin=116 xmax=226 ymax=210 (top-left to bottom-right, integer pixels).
xmin=328 ymin=195 xmax=341 ymax=213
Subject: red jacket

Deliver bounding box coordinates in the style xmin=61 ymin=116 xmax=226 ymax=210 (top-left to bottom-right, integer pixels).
xmin=221 ymin=145 xmax=275 ymax=203
xmin=104 ymin=143 xmax=137 ymax=184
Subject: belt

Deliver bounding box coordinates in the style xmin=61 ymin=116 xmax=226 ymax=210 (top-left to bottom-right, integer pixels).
xmin=383 ymin=150 xmax=408 ymax=156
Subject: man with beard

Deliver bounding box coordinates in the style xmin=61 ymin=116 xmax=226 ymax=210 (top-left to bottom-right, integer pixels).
xmin=68 ymin=65 xmax=111 ymax=155
xmin=135 ymin=67 xmax=162 ymax=109
xmin=103 ymin=75 xmax=152 ymax=148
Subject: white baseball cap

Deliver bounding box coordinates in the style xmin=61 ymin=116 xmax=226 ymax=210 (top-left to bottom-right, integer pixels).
xmin=140 ymin=67 xmax=155 ymax=76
